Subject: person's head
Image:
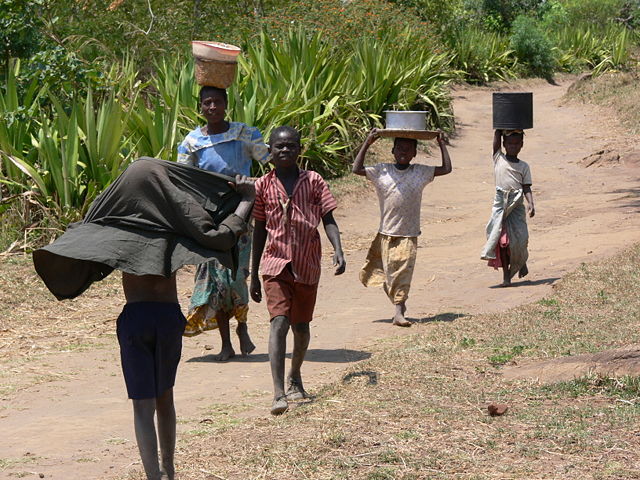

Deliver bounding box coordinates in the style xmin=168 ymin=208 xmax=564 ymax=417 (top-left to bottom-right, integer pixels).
xmin=502 ymin=130 xmax=523 ymax=157
xmin=269 ymin=126 xmax=302 ymax=168
xmin=392 ymin=137 xmax=418 ymax=166
xmin=199 ymin=86 xmax=227 ymax=124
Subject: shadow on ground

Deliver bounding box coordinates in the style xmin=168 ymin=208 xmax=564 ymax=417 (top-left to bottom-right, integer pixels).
xmin=186 ymin=348 xmax=371 ymax=364
xmin=488 ymin=277 xmax=560 ymax=289
xmin=373 ymin=312 xmax=467 ymax=324
xmin=343 ymin=370 xmax=379 ymax=385
xmin=610 ymin=187 xmax=640 ymax=211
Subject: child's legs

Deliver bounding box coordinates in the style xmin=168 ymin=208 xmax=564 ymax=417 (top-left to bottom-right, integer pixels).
xmin=287 ymin=281 xmax=317 ymax=381
xmin=132 ymin=398 xmax=161 ymax=480
xmin=290 ymin=322 xmax=310 ymax=382
xmin=263 ymin=269 xmax=295 ymax=399
xmin=500 ymin=246 xmax=511 ymax=282
xmin=156 ymin=388 xmax=176 ymax=479
xmin=269 ymin=316 xmax=290 ymax=399
xmin=117 ymin=303 xmax=185 ymax=479
xmin=381 ymin=236 xmax=418 ymax=305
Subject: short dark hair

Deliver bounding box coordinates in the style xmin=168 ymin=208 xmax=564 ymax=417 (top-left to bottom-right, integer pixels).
xmin=502 ymin=131 xmax=524 ymax=140
xmin=393 ymin=137 xmax=418 ymax=149
xmin=269 ymin=125 xmax=301 ymax=145
xmin=199 ymin=86 xmax=227 ymax=104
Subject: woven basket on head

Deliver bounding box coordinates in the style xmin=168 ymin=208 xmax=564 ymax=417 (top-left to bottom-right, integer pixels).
xmin=194 ymin=57 xmax=237 ymax=88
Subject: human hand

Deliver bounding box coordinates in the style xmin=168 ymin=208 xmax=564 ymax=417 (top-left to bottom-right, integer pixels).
xmin=250 ymin=276 xmax=262 ymax=302
xmin=365 ymin=128 xmax=380 ymax=146
xmin=437 ymin=131 xmax=448 ymax=146
xmin=333 ymin=250 xmax=346 ymax=275
xmin=230 ymin=175 xmax=256 ymax=200
xmin=528 ymin=204 xmax=535 ymax=218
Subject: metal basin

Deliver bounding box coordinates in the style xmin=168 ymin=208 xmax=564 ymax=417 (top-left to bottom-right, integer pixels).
xmin=384 ymin=111 xmax=427 ymax=130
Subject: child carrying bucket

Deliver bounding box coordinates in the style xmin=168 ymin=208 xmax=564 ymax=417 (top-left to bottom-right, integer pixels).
xmin=352 ymin=119 xmax=452 ymax=326
xmin=481 ymin=93 xmax=535 ymax=287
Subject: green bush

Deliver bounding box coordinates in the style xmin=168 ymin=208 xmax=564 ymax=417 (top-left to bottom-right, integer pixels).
xmin=509 ymin=15 xmax=556 ymax=79
xmin=0 ymin=0 xmax=44 ymax=69
xmin=461 ymin=0 xmax=547 ymax=32
xmin=257 ymin=0 xmax=439 ymax=49
xmin=445 ymin=27 xmax=516 ymax=84
xmin=557 ymin=0 xmax=625 ymax=28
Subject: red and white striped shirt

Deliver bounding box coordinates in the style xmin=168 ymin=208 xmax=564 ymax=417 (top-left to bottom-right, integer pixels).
xmin=253 ymin=169 xmax=337 ymax=285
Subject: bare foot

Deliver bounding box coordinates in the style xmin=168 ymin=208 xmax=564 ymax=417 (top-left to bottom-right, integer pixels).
xmin=499 ymin=280 xmax=512 ymax=288
xmin=271 ymin=396 xmax=288 ymax=415
xmin=236 ymin=323 xmax=256 ymax=356
xmin=393 ymin=304 xmax=411 ymax=327
xmin=211 ymin=345 xmax=235 ymax=362
xmin=392 ymin=313 xmax=412 ymax=327
xmin=286 ymin=376 xmax=307 ymax=400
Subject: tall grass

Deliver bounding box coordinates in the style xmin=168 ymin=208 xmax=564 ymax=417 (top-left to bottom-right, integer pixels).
xmin=552 ymin=25 xmax=631 ymax=75
xmin=445 ymin=28 xmax=517 ymax=84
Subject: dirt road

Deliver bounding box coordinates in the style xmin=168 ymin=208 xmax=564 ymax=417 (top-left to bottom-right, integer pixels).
xmin=2 ymin=77 xmax=640 ymax=479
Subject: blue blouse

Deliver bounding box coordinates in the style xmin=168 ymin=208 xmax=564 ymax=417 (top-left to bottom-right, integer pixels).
xmin=177 ymin=122 xmax=269 ymax=176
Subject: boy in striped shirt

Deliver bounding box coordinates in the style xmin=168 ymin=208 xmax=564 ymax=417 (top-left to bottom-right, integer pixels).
xmin=250 ymin=126 xmax=346 ymax=415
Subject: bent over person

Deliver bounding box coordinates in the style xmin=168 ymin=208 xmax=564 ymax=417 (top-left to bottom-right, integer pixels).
xmin=33 ymin=158 xmax=256 ymax=480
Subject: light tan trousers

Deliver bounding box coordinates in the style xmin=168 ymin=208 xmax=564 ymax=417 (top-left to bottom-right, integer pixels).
xmin=359 ymin=233 xmax=418 ymax=305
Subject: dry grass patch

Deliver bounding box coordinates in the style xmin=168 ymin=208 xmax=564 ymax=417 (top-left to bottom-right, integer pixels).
xmin=0 ymin=255 xmax=121 ymax=395
xmin=566 ymin=72 xmax=640 ymax=135
xmin=144 ymin=244 xmax=640 ymax=480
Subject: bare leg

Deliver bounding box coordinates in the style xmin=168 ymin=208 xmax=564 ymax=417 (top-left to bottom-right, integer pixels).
xmin=286 ymin=322 xmax=310 ymax=400
xmin=155 ymin=389 xmax=176 ymax=480
xmin=212 ymin=316 xmax=235 ymax=361
xmin=236 ymin=321 xmax=256 ymax=356
xmin=500 ymin=247 xmax=512 ymax=287
xmin=393 ymin=301 xmax=411 ymax=327
xmin=269 ymin=315 xmax=289 ymax=415
xmin=132 ymin=398 xmax=162 ymax=480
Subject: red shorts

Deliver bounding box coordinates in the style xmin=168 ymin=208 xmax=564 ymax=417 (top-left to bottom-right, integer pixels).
xmin=263 ymin=268 xmax=318 ymax=324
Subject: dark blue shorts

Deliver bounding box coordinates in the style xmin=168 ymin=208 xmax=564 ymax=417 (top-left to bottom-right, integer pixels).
xmin=116 ymin=302 xmax=186 ymax=400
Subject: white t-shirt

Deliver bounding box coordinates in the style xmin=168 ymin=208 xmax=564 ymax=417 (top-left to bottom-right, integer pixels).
xmin=365 ymin=163 xmax=435 ymax=237
xmin=493 ymin=151 xmax=532 ymax=190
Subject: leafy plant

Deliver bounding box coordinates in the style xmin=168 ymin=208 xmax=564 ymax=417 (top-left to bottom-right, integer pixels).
xmin=509 ymin=15 xmax=556 ymax=79
xmin=445 ymin=27 xmax=516 ymax=84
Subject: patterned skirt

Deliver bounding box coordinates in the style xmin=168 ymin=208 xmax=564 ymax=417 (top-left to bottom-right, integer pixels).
xmin=183 ymin=231 xmax=251 ymax=337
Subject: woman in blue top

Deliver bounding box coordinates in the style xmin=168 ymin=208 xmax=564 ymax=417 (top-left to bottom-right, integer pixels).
xmin=178 ymin=86 xmax=269 ymax=361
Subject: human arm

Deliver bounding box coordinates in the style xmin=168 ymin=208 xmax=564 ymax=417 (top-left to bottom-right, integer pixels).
xmin=229 ymin=175 xmax=256 ymax=221
xmin=523 ymin=186 xmax=535 ymax=218
xmin=198 ymin=175 xmax=255 ymax=252
xmin=322 ymin=211 xmax=346 ymax=275
xmin=250 ymin=219 xmax=267 ymax=302
xmin=249 ymin=127 xmax=270 ymax=165
xmin=493 ymin=129 xmax=502 ymax=156
xmin=352 ymin=128 xmax=380 ymax=176
xmin=433 ymin=131 xmax=452 ymax=177
xmin=177 ymin=137 xmax=197 ymax=166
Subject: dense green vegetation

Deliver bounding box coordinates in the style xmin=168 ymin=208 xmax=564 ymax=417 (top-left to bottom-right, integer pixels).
xmin=0 ymin=0 xmax=638 ymax=250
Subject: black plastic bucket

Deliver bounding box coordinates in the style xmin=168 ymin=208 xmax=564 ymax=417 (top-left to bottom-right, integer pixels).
xmin=492 ymin=92 xmax=533 ymax=130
